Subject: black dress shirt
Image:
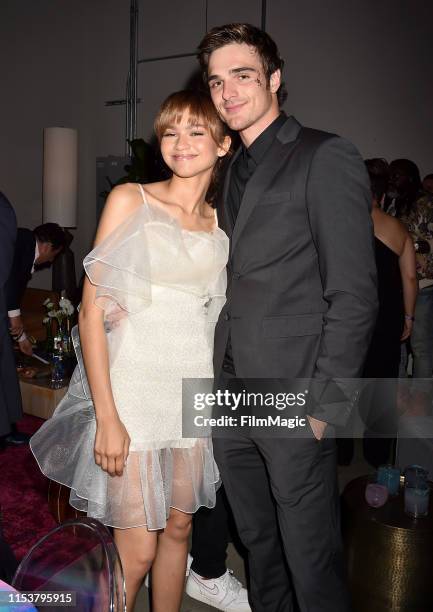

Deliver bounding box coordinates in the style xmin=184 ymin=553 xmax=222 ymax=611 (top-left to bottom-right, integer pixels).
xmin=226 ymin=112 xmax=287 ymax=224
xmin=223 ymin=113 xmax=287 ymax=373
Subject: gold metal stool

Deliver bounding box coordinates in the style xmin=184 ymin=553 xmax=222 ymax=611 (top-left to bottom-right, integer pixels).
xmin=342 ymin=475 xmax=433 ymax=612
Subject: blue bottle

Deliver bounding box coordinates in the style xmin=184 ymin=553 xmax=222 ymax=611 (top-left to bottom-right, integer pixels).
xmin=50 ymin=336 xmax=65 ymax=389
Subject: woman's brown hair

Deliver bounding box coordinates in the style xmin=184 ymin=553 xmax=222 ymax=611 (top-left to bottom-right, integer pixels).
xmin=154 ymin=90 xmax=231 ymax=206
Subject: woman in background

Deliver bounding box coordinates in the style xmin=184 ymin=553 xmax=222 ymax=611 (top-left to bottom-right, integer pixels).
xmin=338 ymin=158 xmax=417 ymax=466
xmin=366 ymin=159 xmax=417 ymax=365
xmin=31 ymin=90 xmax=231 ymax=611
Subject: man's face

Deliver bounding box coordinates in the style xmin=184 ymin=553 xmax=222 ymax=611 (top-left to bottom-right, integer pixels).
xmin=388 ymin=163 xmax=412 ymax=197
xmin=423 ymin=177 xmax=433 ymax=195
xmin=207 ymin=43 xmax=280 ymax=141
xmin=36 ymin=242 xmax=61 ymax=265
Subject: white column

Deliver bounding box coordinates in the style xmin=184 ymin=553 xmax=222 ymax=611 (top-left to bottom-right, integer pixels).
xmin=43 ymin=127 xmax=78 ymax=227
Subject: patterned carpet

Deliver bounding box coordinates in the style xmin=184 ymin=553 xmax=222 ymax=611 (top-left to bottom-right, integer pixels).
xmin=0 ymin=415 xmax=57 ymax=561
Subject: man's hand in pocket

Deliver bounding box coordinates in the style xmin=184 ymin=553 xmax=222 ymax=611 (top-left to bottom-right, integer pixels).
xmin=307 ymin=415 xmax=327 ymax=440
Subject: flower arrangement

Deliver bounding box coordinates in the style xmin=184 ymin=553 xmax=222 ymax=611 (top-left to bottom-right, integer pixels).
xmin=43 ymin=296 xmax=75 ymax=354
xmin=43 ymin=297 xmax=74 ymax=326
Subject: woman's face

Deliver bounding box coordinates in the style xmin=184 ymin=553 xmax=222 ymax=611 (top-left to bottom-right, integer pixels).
xmin=160 ymin=113 xmax=228 ymax=178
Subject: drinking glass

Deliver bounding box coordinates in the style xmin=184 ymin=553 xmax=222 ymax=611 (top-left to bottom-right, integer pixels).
xmin=404 ymin=483 xmax=430 ymax=518
xmin=377 ymin=464 xmax=401 ymax=496
xmin=365 ymin=482 xmax=389 ymax=508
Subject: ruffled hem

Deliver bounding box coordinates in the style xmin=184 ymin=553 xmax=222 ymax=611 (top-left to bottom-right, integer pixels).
xmin=71 ymin=444 xmax=220 ymax=530
xmin=30 ymin=396 xmax=220 ymax=530
xmin=31 ymin=435 xmax=219 ymax=531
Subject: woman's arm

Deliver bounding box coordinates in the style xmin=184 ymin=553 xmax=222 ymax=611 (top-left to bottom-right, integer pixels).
xmin=399 ymin=232 xmax=418 ymax=341
xmin=79 ymin=184 xmax=139 ymax=476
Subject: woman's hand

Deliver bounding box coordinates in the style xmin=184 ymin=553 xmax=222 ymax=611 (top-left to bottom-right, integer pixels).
xmin=94 ymin=416 xmax=130 ymax=477
xmin=401 ymin=319 xmax=413 ymax=341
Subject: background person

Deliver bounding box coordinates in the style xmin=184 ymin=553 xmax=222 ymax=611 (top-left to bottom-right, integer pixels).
xmin=402 ymin=176 xmax=433 ymax=412
xmin=338 ymin=158 xmax=417 ymax=467
xmin=422 ymin=173 xmax=433 ymax=195
xmin=384 ymin=158 xmax=421 ymax=219
xmin=0 ymin=192 xmax=24 ymax=451
xmin=5 ymin=223 xmax=66 ymax=355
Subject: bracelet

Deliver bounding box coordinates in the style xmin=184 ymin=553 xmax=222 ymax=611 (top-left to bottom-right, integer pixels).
xmin=405 ymin=314 xmax=415 ymax=322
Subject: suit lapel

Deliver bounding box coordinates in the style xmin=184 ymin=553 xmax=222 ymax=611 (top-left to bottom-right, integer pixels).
xmin=230 ymin=116 xmax=302 ymax=254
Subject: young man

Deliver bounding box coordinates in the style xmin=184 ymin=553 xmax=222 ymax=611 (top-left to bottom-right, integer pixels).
xmin=6 ymin=222 xmax=66 ymax=356
xmin=193 ymin=23 xmax=378 ymax=612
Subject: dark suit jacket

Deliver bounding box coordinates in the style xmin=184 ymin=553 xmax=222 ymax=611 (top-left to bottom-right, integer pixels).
xmin=0 ymin=194 xmax=16 ymax=307
xmin=0 ymin=192 xmax=22 ymax=435
xmin=5 ymin=228 xmax=36 ymax=312
xmin=214 ymin=116 xmax=378 ymax=426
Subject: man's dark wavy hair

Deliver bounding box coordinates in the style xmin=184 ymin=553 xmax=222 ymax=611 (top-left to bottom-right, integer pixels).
xmin=197 ymin=23 xmax=287 ymax=106
xmin=365 ymin=158 xmax=389 ymax=202
xmin=33 ymin=223 xmax=67 ymax=251
xmin=390 ymin=158 xmax=421 ymax=192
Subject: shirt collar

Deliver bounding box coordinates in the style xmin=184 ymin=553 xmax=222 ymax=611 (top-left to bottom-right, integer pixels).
xmin=31 ymin=242 xmax=39 ymax=274
xmin=246 ymin=112 xmax=287 ymax=165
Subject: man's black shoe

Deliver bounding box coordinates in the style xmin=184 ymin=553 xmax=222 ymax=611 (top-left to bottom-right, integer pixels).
xmin=4 ymin=432 xmax=31 ymax=446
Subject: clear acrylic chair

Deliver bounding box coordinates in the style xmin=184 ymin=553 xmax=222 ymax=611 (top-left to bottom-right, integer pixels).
xmin=12 ymin=517 xmax=126 ymax=611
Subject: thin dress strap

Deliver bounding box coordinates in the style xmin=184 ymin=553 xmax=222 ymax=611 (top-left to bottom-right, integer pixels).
xmin=137 ymin=183 xmax=147 ymax=204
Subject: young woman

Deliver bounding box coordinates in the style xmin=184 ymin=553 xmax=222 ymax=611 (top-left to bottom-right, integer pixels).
xmin=338 ymin=158 xmax=417 ymax=467
xmin=31 ymin=90 xmax=231 ymax=611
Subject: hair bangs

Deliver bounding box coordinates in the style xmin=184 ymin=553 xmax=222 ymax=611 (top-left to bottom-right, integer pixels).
xmin=154 ymin=90 xmax=225 ymax=145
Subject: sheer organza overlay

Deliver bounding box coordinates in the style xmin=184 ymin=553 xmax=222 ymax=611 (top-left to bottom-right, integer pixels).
xmin=31 ymin=194 xmax=228 ymax=529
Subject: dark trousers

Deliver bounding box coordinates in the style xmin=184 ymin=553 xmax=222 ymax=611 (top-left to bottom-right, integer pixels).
xmin=191 ymin=486 xmax=230 ymax=578
xmin=213 ymin=372 xmax=351 ymax=612
xmin=337 ymin=340 xmax=401 ymax=468
xmin=0 ymin=325 xmax=22 ymax=438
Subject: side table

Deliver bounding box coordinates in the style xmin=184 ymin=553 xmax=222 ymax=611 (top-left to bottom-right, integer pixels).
xmin=19 ymin=376 xmax=67 ymax=420
xmin=342 ymin=475 xmax=433 ymax=611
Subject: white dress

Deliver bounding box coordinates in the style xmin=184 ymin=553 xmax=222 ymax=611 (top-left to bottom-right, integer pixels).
xmin=31 ymin=186 xmax=229 ymax=529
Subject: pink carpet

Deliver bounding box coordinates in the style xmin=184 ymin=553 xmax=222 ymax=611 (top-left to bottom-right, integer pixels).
xmin=0 ymin=415 xmax=57 ymax=560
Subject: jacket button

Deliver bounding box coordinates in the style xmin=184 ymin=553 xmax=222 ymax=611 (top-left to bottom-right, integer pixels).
xmin=233 ymin=272 xmax=241 ymax=280
xmin=224 ymin=313 xmax=231 ymax=321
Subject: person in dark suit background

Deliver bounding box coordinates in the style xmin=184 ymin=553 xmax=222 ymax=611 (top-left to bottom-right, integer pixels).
xmin=193 ymin=24 xmax=378 ymax=612
xmin=0 ymin=191 xmax=24 ymax=450
xmin=6 ymin=222 xmax=66 ymax=356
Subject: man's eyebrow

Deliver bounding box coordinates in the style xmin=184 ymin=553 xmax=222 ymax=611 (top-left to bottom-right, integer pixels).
xmin=208 ymin=67 xmax=258 ymax=82
xmin=231 ymin=67 xmax=257 ymax=75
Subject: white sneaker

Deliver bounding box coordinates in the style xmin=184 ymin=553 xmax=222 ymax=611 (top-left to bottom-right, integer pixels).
xmin=185 ymin=568 xmax=251 ymax=611
xmin=186 ymin=552 xmax=193 ymax=576
xmin=144 ymin=552 xmax=193 ymax=587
